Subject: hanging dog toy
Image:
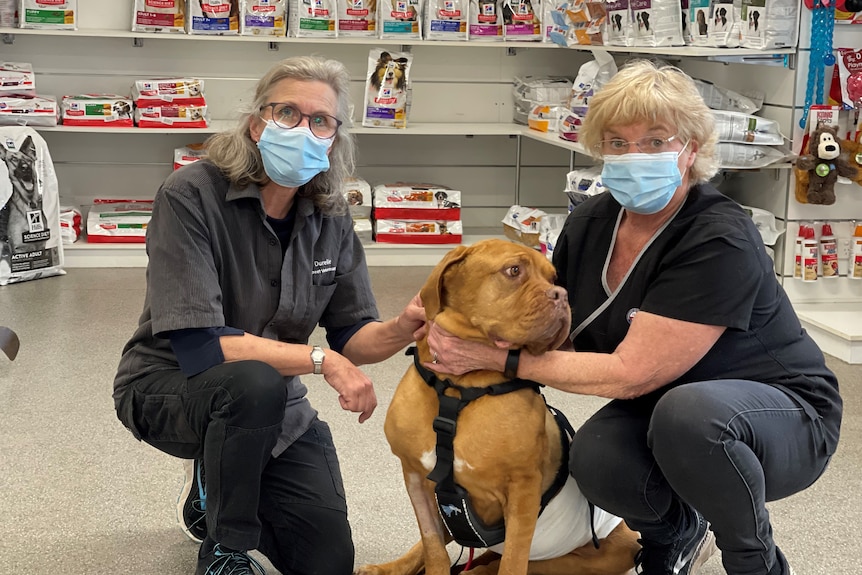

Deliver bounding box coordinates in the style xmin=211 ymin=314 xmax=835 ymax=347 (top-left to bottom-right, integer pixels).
xmin=800 ymin=0 xmax=837 ymax=129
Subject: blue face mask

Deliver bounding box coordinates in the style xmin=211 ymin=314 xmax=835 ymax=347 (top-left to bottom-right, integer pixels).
xmin=601 ymin=148 xmax=686 ymax=215
xmin=257 ymin=122 xmax=332 ymax=188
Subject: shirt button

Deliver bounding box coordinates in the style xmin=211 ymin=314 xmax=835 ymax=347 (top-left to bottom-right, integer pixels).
xmin=269 ymin=239 xmax=277 ymax=246
xmin=271 ymin=280 xmax=278 ymax=287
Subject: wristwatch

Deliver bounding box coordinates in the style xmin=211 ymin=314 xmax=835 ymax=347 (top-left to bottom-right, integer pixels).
xmin=310 ymin=345 xmax=325 ymax=375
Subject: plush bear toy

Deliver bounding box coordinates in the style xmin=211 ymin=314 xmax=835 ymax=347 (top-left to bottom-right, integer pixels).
xmin=795 ymin=124 xmax=859 ymax=205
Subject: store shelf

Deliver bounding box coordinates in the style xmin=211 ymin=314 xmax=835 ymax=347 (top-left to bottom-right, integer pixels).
xmin=62 ymin=230 xmax=505 ymax=268
xmin=0 ymin=26 xmax=797 ymax=57
xmin=794 ymin=303 xmax=862 ymax=364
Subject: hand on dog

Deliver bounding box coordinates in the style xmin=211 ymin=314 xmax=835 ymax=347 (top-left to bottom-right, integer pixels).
xmin=397 ymin=292 xmax=428 ymax=342
xmin=323 ymin=354 xmax=378 ymax=423
xmin=424 ymin=322 xmax=506 ymax=375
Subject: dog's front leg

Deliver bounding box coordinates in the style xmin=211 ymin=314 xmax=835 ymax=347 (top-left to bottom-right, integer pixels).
xmin=495 ymin=482 xmax=542 ymax=575
xmin=404 ymin=471 xmax=452 ymax=575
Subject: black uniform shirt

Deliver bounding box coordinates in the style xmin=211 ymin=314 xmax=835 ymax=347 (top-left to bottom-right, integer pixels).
xmin=554 ymin=184 xmax=841 ymax=454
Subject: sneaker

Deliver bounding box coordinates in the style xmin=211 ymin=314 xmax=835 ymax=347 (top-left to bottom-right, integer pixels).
xmin=196 ymin=544 xmax=267 ymax=575
xmin=177 ymin=459 xmax=207 ymax=543
xmin=634 ymin=509 xmax=717 ymax=575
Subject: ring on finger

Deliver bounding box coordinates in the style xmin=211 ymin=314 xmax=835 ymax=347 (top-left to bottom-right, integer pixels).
xmin=432 ymin=352 xmax=439 ymax=364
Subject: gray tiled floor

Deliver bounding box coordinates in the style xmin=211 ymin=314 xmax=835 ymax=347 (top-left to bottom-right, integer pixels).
xmin=0 ymin=267 xmax=858 ymax=575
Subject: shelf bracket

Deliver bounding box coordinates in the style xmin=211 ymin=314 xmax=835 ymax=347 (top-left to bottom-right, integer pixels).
xmin=268 ymin=41 xmax=279 ymax=51
xmin=507 ymin=47 xmax=517 ymax=57
xmin=400 ymin=44 xmax=413 ymax=53
xmin=1 ymin=33 xmax=14 ymax=45
xmin=132 ymin=37 xmax=144 ymax=47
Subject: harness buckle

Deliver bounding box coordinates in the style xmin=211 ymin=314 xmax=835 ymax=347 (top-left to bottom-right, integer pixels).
xmin=432 ymin=416 xmax=457 ymax=436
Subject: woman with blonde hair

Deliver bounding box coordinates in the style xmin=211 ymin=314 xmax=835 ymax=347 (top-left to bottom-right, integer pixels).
xmin=113 ymin=56 xmax=425 ymax=575
xmin=425 ymin=60 xmax=841 ymax=575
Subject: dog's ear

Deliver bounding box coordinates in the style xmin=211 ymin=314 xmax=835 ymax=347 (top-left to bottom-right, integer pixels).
xmin=20 ymin=136 xmax=36 ymax=161
xmin=421 ymin=244 xmax=471 ymax=320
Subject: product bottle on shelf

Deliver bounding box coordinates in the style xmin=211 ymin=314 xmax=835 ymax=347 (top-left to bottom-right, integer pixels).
xmin=794 ymin=224 xmax=808 ymax=279
xmin=819 ymin=223 xmax=839 ymax=279
xmin=802 ymin=226 xmax=818 ymax=282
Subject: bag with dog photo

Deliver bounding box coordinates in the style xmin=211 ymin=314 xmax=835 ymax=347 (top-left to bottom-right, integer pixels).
xmin=469 ymin=0 xmax=503 ymax=41
xmin=502 ymin=0 xmax=541 ymax=41
xmin=379 ymin=0 xmax=421 ymax=39
xmin=289 ymin=0 xmax=337 ymax=36
xmin=0 ymin=127 xmax=65 ymax=285
xmin=337 ymin=0 xmax=376 ymax=36
xmin=424 ymin=0 xmax=468 ymax=40
xmin=362 ymin=48 xmax=413 ymax=128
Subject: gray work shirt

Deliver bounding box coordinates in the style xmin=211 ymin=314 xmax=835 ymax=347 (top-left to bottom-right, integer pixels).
xmin=114 ymin=160 xmax=379 ymax=456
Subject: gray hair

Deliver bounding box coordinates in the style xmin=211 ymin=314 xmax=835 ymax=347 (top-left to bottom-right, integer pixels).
xmin=205 ymin=56 xmax=354 ymax=215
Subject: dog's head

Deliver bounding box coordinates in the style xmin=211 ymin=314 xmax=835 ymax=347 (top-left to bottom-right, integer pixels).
xmin=346 ymin=189 xmax=364 ymax=205
xmin=370 ymin=52 xmax=409 ymax=91
xmin=421 ymin=239 xmax=571 ymax=355
xmin=2 ymin=136 xmax=37 ymax=198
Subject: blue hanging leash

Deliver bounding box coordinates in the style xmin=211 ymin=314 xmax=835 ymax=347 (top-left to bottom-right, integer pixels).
xmin=800 ymin=0 xmax=836 ymax=129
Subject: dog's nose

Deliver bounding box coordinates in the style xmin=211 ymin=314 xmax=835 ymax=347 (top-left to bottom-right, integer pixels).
xmin=547 ymin=286 xmax=567 ymax=301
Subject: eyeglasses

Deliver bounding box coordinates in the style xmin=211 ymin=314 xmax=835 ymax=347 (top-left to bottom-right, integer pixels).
xmin=260 ymin=103 xmax=342 ymax=139
xmin=596 ymin=134 xmax=681 ymax=155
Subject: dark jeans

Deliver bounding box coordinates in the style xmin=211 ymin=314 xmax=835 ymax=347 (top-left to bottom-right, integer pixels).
xmin=570 ymin=379 xmax=832 ymax=575
xmin=117 ymin=360 xmax=353 ymax=575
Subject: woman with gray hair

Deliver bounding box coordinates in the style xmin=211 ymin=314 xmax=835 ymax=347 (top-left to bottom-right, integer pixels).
xmin=424 ymin=60 xmax=840 ymax=575
xmin=113 ymin=56 xmax=426 ymax=575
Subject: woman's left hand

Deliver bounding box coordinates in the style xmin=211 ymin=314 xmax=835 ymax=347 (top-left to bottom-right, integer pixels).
xmin=423 ymin=322 xmax=504 ymax=375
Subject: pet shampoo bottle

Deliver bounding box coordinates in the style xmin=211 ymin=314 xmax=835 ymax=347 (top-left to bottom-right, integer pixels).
xmin=802 ymin=226 xmax=818 ymax=282
xmin=850 ymin=225 xmax=862 ymax=280
xmin=820 ymin=223 xmax=839 ymax=278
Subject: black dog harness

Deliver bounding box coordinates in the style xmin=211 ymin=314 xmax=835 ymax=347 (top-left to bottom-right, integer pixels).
xmin=408 ymin=347 xmax=590 ymax=549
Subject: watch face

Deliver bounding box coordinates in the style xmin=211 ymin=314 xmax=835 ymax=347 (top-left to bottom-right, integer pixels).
xmin=311 ymin=347 xmax=325 ymax=362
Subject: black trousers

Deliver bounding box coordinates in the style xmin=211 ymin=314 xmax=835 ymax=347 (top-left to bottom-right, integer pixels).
xmin=570 ymin=379 xmax=832 ymax=575
xmin=117 ymin=360 xmax=354 ymax=575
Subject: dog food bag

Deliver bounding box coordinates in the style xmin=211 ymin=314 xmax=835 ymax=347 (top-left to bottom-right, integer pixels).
xmin=187 ymin=0 xmax=240 ymax=34
xmin=378 ymin=0 xmax=421 ymax=39
xmin=739 ymin=0 xmax=797 ymax=50
xmin=706 ymin=0 xmax=740 ymax=47
xmin=289 ymin=0 xmax=337 ymax=37
xmin=559 ymin=50 xmax=617 ymax=143
xmin=343 ymin=176 xmax=372 ymax=219
xmin=337 ymin=0 xmax=375 ymax=36
xmin=565 ymin=165 xmax=605 ymax=210
xmin=679 ymin=0 xmax=691 ymax=43
xmin=715 ymin=142 xmax=794 ymax=169
xmin=688 ymin=0 xmax=709 ymax=45
xmin=424 ymin=0 xmax=468 ymax=40
xmin=353 ymin=218 xmax=372 ymax=244
xmin=132 ymin=0 xmax=186 ymax=33
xmin=0 ymin=94 xmax=58 ymax=127
xmin=512 ymin=76 xmax=572 ymax=124
xmin=502 ymin=204 xmax=546 ymax=248
xmin=712 ymin=110 xmax=785 ymax=146
xmin=18 ymin=0 xmax=76 ymax=29
xmin=468 ymin=0 xmax=503 ymax=41
xmin=61 ymin=95 xmax=134 ymax=127
xmin=132 ymin=78 xmax=207 ymax=107
xmin=86 ymin=200 xmax=153 ymax=243
xmin=502 ymin=0 xmax=541 ymax=41
xmin=173 ymin=142 xmax=207 ymax=170
xmin=694 ymin=79 xmax=763 ymax=114
xmin=605 ymin=0 xmax=634 ymax=45
xmin=362 ymin=49 xmax=413 ymax=129
xmin=240 ymin=0 xmax=287 ymax=35
xmin=631 ymin=0 xmax=684 ymax=47
xmin=0 ymin=0 xmax=16 ymax=27
xmin=374 ymin=219 xmax=463 ymax=244
xmin=135 ymin=104 xmax=209 ymax=128
xmin=0 ymin=127 xmax=65 ymax=285
xmin=59 ymin=205 xmax=81 ymax=244
xmin=528 ymin=104 xmax=568 ymax=132
xmin=372 ymin=182 xmax=461 ymax=220
xmin=0 ymin=62 xmax=35 ymax=96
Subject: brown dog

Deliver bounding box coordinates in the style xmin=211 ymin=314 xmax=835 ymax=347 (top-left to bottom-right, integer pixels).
xmin=356 ymin=239 xmax=640 ymax=575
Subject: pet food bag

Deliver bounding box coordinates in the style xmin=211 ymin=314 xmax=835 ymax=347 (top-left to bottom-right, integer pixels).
xmin=631 ymin=0 xmax=684 ymax=47
xmin=559 ymin=49 xmax=617 ymax=143
xmin=688 ymin=0 xmax=709 ymax=45
xmin=679 ymin=0 xmax=691 ymax=43
xmin=502 ymin=204 xmax=546 ymax=248
xmin=706 ymin=0 xmax=740 ymax=48
xmin=605 ymin=0 xmax=634 ymax=46
xmin=512 ymin=76 xmax=573 ymax=125
xmin=372 ymin=182 xmax=462 ymax=221
xmin=565 ymin=165 xmax=605 ymax=210
xmin=86 ymin=199 xmax=153 ymax=243
xmin=712 ymin=110 xmax=785 ymax=146
xmin=135 ymin=104 xmax=209 ymax=128
xmin=424 ymin=0 xmax=468 ymax=40
xmin=343 ymin=176 xmax=372 ymax=219
xmin=0 ymin=0 xmax=16 ymax=27
xmin=739 ymin=0 xmax=798 ymax=50
xmin=173 ymin=143 xmax=207 ymax=170
xmin=240 ymin=0 xmax=288 ymax=35
xmin=362 ymin=49 xmax=412 ymax=129
xmin=694 ymin=79 xmax=763 ymax=114
xmin=0 ymin=126 xmax=65 ymax=285
xmin=544 ymin=0 xmax=606 ymax=47
xmin=132 ymin=78 xmax=207 ymax=107
xmin=468 ymin=0 xmax=503 ymax=41
xmin=378 ymin=0 xmax=421 ymax=39
xmin=132 ymin=0 xmax=186 ymax=33
xmin=716 ymin=142 xmax=794 ymax=169
xmin=61 ymin=94 xmax=134 ymax=127
xmin=0 ymin=62 xmax=36 ymax=96
xmin=289 ymin=0 xmax=337 ymax=37
xmin=18 ymin=0 xmax=76 ymax=29
xmin=502 ymin=0 xmax=541 ymax=41
xmin=337 ymin=0 xmax=375 ymax=36
xmin=373 ymin=219 xmax=463 ymax=244
xmin=0 ymin=95 xmax=58 ymax=127
xmin=187 ymin=0 xmax=240 ymax=34
xmin=59 ymin=205 xmax=81 ymax=244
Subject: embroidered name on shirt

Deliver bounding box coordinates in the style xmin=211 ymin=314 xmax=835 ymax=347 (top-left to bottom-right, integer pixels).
xmin=312 ymin=258 xmax=336 ymax=275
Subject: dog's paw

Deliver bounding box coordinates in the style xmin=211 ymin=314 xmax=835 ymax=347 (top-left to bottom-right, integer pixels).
xmin=354 ymin=565 xmax=385 ymax=575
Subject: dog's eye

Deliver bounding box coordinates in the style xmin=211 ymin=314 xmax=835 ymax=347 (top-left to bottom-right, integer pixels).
xmin=505 ymin=265 xmax=521 ymax=277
